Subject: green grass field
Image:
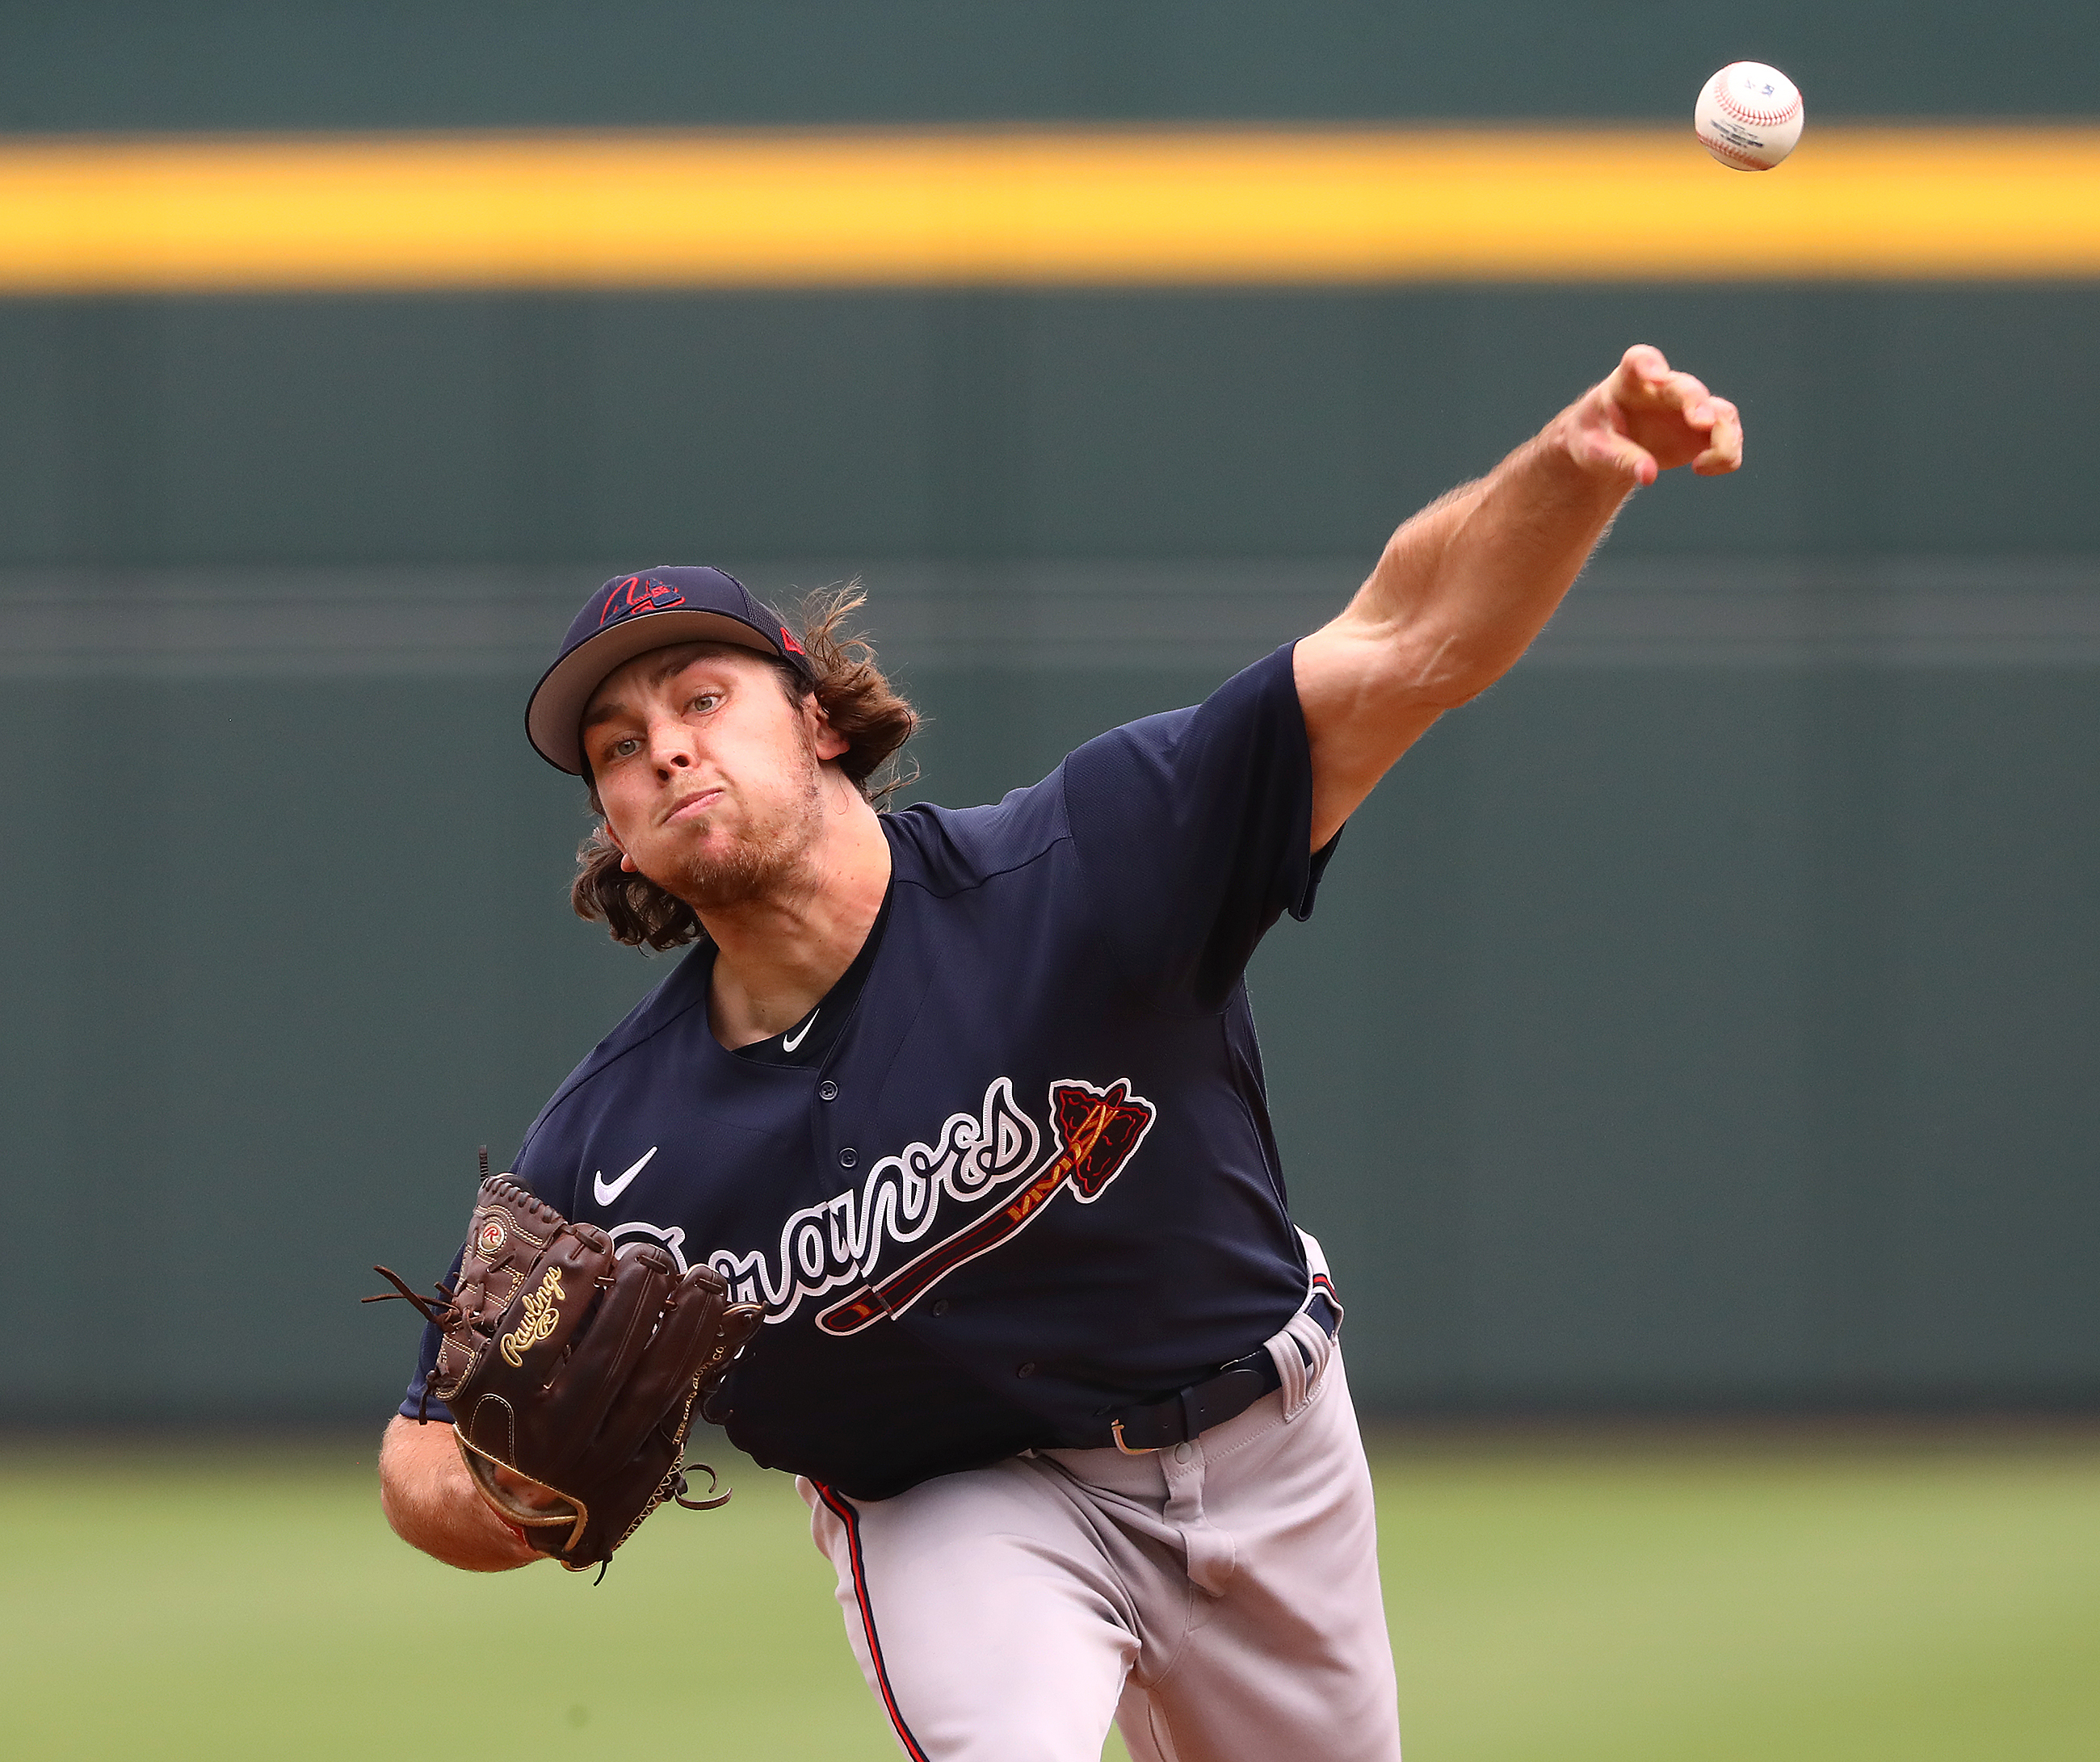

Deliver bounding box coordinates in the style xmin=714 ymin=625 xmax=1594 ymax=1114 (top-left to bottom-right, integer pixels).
xmin=5 ymin=1428 xmax=2096 ymax=1760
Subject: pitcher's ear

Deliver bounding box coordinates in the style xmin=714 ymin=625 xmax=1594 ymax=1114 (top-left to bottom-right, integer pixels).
xmin=808 ymin=698 xmax=850 ymax=764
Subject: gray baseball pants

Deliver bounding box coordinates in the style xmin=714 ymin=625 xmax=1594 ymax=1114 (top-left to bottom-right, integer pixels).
xmin=801 ymin=1307 xmax=1402 ymax=1762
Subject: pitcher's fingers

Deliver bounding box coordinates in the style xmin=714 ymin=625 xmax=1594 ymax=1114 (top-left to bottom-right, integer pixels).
xmin=1614 ymin=343 xmax=1672 ymax=392
xmin=1694 ymin=399 xmax=1745 ymax=474
xmin=1577 ymin=422 xmax=1659 ymax=486
xmin=1656 ymin=371 xmax=1713 ymax=418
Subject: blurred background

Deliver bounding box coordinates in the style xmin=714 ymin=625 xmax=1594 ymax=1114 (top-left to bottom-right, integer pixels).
xmin=0 ymin=4 xmax=2094 ymax=1758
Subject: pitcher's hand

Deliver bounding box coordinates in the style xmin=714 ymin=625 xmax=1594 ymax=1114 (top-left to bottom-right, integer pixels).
xmin=1552 ymin=343 xmax=1743 ymax=488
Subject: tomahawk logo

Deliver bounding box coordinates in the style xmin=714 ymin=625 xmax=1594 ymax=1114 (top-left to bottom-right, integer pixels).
xmin=707 ymin=1076 xmax=1156 ymax=1330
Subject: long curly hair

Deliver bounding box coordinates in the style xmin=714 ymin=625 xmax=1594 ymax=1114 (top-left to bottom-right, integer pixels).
xmin=569 ymin=585 xmax=918 ymax=950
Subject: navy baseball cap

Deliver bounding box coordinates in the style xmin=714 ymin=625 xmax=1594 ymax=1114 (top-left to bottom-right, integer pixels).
xmin=525 ymin=566 xmax=816 ymax=774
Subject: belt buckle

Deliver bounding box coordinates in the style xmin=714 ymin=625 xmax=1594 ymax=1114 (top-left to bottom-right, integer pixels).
xmin=1109 ymin=1420 xmax=1157 ymax=1456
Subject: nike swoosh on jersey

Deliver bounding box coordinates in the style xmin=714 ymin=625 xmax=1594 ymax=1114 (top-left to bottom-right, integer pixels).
xmin=592 ymin=1145 xmax=658 ymax=1208
xmin=781 ymin=1009 xmax=819 ymax=1054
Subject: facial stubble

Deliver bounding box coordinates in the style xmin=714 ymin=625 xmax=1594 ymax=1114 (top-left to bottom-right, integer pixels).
xmin=651 ymin=722 xmax=829 ymax=913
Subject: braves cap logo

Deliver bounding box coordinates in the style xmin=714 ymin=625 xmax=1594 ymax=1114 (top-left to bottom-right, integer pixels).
xmin=598 ymin=574 xmax=689 ymax=628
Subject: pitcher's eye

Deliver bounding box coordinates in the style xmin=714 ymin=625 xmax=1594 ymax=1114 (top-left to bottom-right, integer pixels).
xmin=608 ymin=736 xmax=642 ymax=760
xmin=688 ymin=691 xmax=723 ymax=714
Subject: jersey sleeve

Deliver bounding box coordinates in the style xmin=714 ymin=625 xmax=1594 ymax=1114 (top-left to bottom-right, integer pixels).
xmin=1060 ymin=641 xmax=1339 ymax=1011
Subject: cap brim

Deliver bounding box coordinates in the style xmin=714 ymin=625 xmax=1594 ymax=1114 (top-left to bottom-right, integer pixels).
xmin=525 ymin=610 xmax=788 ymax=774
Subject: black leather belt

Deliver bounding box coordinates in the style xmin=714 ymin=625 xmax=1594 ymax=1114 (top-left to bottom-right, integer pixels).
xmin=1102 ymin=1293 xmax=1340 ymax=1455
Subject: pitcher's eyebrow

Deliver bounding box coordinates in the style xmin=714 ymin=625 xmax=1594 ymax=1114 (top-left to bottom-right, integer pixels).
xmin=582 ymin=645 xmax=733 ymax=732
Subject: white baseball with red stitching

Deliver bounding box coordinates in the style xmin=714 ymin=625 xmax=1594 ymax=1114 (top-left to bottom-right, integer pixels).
xmin=1695 ymin=61 xmax=1804 ymax=171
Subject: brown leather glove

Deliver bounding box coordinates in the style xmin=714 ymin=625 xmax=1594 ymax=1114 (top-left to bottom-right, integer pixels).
xmin=372 ymin=1173 xmax=764 ymax=1573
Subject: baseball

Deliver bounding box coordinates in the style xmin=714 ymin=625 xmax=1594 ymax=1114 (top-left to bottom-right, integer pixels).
xmin=1695 ymin=61 xmax=1804 ymax=170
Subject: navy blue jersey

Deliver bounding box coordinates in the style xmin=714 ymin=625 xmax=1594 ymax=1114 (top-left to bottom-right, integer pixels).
xmin=403 ymin=644 xmax=1338 ymax=1500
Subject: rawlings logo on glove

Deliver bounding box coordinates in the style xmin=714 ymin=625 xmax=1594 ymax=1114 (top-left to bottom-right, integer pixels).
xmin=499 ymin=1265 xmax=568 ymax=1366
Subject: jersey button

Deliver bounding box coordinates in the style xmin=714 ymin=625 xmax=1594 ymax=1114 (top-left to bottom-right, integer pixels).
xmin=1014 ymin=1362 xmax=1036 ymax=1378
xmin=817 ymin=1080 xmax=838 ymax=1101
xmin=930 ymin=1299 xmax=949 ymax=1316
xmin=839 ymin=1147 xmax=858 ymax=1168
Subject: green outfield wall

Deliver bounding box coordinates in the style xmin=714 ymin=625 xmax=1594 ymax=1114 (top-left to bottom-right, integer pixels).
xmin=2 ymin=0 xmax=2094 ymax=130
xmin=4 ymin=585 xmax=2096 ymax=1420
xmin=0 ymin=6 xmax=2095 ymax=1421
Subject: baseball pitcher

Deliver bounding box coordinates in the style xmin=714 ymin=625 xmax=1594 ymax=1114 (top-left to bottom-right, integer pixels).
xmin=376 ymin=346 xmax=1741 ymax=1760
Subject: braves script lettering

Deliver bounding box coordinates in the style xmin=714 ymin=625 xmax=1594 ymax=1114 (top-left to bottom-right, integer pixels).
xmin=707 ymin=1076 xmax=1154 ymax=1328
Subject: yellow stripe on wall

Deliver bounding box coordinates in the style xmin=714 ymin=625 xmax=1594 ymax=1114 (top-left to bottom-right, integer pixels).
xmin=0 ymin=127 xmax=2096 ymax=291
